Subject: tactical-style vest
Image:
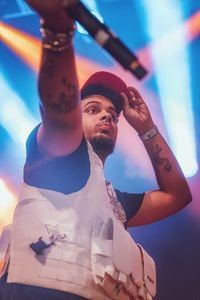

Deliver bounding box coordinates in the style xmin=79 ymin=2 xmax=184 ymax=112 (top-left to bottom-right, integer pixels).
xmin=5 ymin=142 xmax=156 ymax=300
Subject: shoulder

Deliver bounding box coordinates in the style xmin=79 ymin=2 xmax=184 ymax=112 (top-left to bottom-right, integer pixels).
xmin=114 ymin=189 xmax=145 ymax=224
xmin=24 ymin=125 xmax=90 ymax=194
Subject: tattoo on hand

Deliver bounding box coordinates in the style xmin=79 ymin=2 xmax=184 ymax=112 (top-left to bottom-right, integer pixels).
xmin=152 ymin=144 xmax=172 ymax=172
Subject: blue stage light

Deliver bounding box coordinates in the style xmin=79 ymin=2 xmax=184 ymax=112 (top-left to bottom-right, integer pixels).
xmin=0 ymin=73 xmax=38 ymax=147
xmin=138 ymin=0 xmax=198 ymax=177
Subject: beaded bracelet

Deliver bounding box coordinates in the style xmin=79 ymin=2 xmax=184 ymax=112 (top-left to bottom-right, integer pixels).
xmin=40 ymin=21 xmax=76 ymax=52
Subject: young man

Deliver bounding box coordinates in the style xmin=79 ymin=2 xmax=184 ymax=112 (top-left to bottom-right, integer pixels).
xmin=0 ymin=1 xmax=192 ymax=300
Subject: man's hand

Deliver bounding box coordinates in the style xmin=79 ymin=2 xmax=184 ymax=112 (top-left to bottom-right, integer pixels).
xmin=24 ymin=0 xmax=74 ymax=31
xmin=121 ymin=87 xmax=155 ymax=135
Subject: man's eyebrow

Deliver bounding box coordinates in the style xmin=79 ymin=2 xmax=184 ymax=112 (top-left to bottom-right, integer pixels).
xmin=84 ymin=100 xmax=117 ymax=114
xmin=83 ymin=101 xmax=100 ymax=107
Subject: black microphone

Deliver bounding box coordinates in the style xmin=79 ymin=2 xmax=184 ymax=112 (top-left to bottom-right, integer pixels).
xmin=63 ymin=0 xmax=148 ymax=80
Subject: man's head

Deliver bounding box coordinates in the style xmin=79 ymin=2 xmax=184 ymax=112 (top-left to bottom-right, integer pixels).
xmin=80 ymin=71 xmax=128 ymax=161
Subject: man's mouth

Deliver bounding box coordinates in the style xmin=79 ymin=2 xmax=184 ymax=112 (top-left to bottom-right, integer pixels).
xmin=97 ymin=123 xmax=112 ymax=135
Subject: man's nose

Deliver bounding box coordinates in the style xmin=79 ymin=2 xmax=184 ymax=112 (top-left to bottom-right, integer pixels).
xmin=100 ymin=112 xmax=112 ymax=123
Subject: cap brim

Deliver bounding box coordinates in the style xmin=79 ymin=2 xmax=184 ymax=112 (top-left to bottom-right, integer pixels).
xmin=81 ymin=71 xmax=127 ymax=94
xmin=81 ymin=71 xmax=128 ymax=114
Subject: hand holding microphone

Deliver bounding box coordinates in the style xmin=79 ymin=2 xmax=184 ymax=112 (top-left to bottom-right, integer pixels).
xmin=24 ymin=0 xmax=74 ymax=32
xmin=62 ymin=0 xmax=148 ymax=80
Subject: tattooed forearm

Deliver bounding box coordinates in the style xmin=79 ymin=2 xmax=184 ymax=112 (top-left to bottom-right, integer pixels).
xmin=46 ymin=90 xmax=78 ymax=114
xmin=61 ymin=77 xmax=77 ymax=95
xmin=39 ymin=54 xmax=79 ymax=114
xmin=152 ymin=144 xmax=172 ymax=172
xmin=42 ymin=80 xmax=78 ymax=114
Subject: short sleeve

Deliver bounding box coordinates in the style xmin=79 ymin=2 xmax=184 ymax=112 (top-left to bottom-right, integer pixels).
xmin=24 ymin=125 xmax=90 ymax=194
xmin=115 ymin=189 xmax=144 ymax=223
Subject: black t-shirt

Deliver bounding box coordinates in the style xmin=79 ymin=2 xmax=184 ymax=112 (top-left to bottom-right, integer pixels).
xmin=24 ymin=125 xmax=144 ymax=223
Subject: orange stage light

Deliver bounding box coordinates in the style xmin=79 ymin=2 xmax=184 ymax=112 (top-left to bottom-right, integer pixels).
xmin=0 ymin=21 xmax=104 ymax=85
xmin=186 ymin=11 xmax=200 ymax=41
xmin=0 ymin=21 xmax=41 ymax=72
xmin=0 ymin=180 xmax=17 ymax=234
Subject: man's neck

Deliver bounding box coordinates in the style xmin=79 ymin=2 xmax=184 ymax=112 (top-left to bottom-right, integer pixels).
xmin=93 ymin=149 xmax=107 ymax=166
xmin=88 ymin=137 xmax=114 ymax=166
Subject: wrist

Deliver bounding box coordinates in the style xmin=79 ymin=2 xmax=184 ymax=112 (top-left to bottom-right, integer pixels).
xmin=135 ymin=120 xmax=155 ymax=135
xmin=40 ymin=17 xmax=75 ymax=33
xmin=40 ymin=19 xmax=76 ymax=52
xmin=139 ymin=125 xmax=159 ymax=142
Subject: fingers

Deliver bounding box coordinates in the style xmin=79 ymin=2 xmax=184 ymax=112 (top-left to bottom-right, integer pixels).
xmin=25 ymin=0 xmax=75 ymax=31
xmin=120 ymin=92 xmax=130 ymax=110
xmin=121 ymin=87 xmax=144 ymax=111
xmin=127 ymin=87 xmax=144 ymax=106
xmin=127 ymin=86 xmax=142 ymax=99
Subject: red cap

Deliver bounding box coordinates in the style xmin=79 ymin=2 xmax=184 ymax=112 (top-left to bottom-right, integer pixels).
xmin=80 ymin=71 xmax=128 ymax=114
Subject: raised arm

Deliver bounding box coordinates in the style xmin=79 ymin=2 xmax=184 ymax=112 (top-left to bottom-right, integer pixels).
xmin=121 ymin=87 xmax=192 ymax=227
xmin=25 ymin=0 xmax=83 ymax=156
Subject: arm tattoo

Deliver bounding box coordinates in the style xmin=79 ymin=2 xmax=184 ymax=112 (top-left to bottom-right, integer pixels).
xmin=62 ymin=77 xmax=76 ymax=93
xmin=39 ymin=57 xmax=78 ymax=113
xmin=45 ymin=82 xmax=78 ymax=114
xmin=152 ymin=144 xmax=172 ymax=172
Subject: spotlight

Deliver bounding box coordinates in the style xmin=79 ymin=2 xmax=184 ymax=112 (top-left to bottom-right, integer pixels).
xmin=0 ymin=0 xmax=33 ymax=19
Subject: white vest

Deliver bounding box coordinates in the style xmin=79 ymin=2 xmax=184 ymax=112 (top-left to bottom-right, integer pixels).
xmin=5 ymin=142 xmax=156 ymax=300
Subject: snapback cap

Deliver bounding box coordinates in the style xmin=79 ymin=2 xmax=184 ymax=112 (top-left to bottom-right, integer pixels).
xmin=80 ymin=71 xmax=128 ymax=114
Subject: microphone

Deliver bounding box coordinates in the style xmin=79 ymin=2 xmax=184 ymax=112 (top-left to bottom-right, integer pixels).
xmin=62 ymin=0 xmax=148 ymax=80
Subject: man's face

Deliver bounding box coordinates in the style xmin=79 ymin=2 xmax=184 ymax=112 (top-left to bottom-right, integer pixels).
xmin=82 ymin=95 xmax=119 ymax=156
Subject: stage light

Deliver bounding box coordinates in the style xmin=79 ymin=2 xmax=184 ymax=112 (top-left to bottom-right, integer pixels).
xmin=138 ymin=0 xmax=198 ymax=177
xmin=0 ymin=22 xmax=41 ymax=71
xmin=0 ymin=72 xmax=38 ymax=147
xmin=82 ymin=0 xmax=100 ymax=15
xmin=0 ymin=0 xmax=33 ymax=19
xmin=0 ymin=179 xmax=16 ymax=228
xmin=0 ymin=180 xmax=16 ymax=211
